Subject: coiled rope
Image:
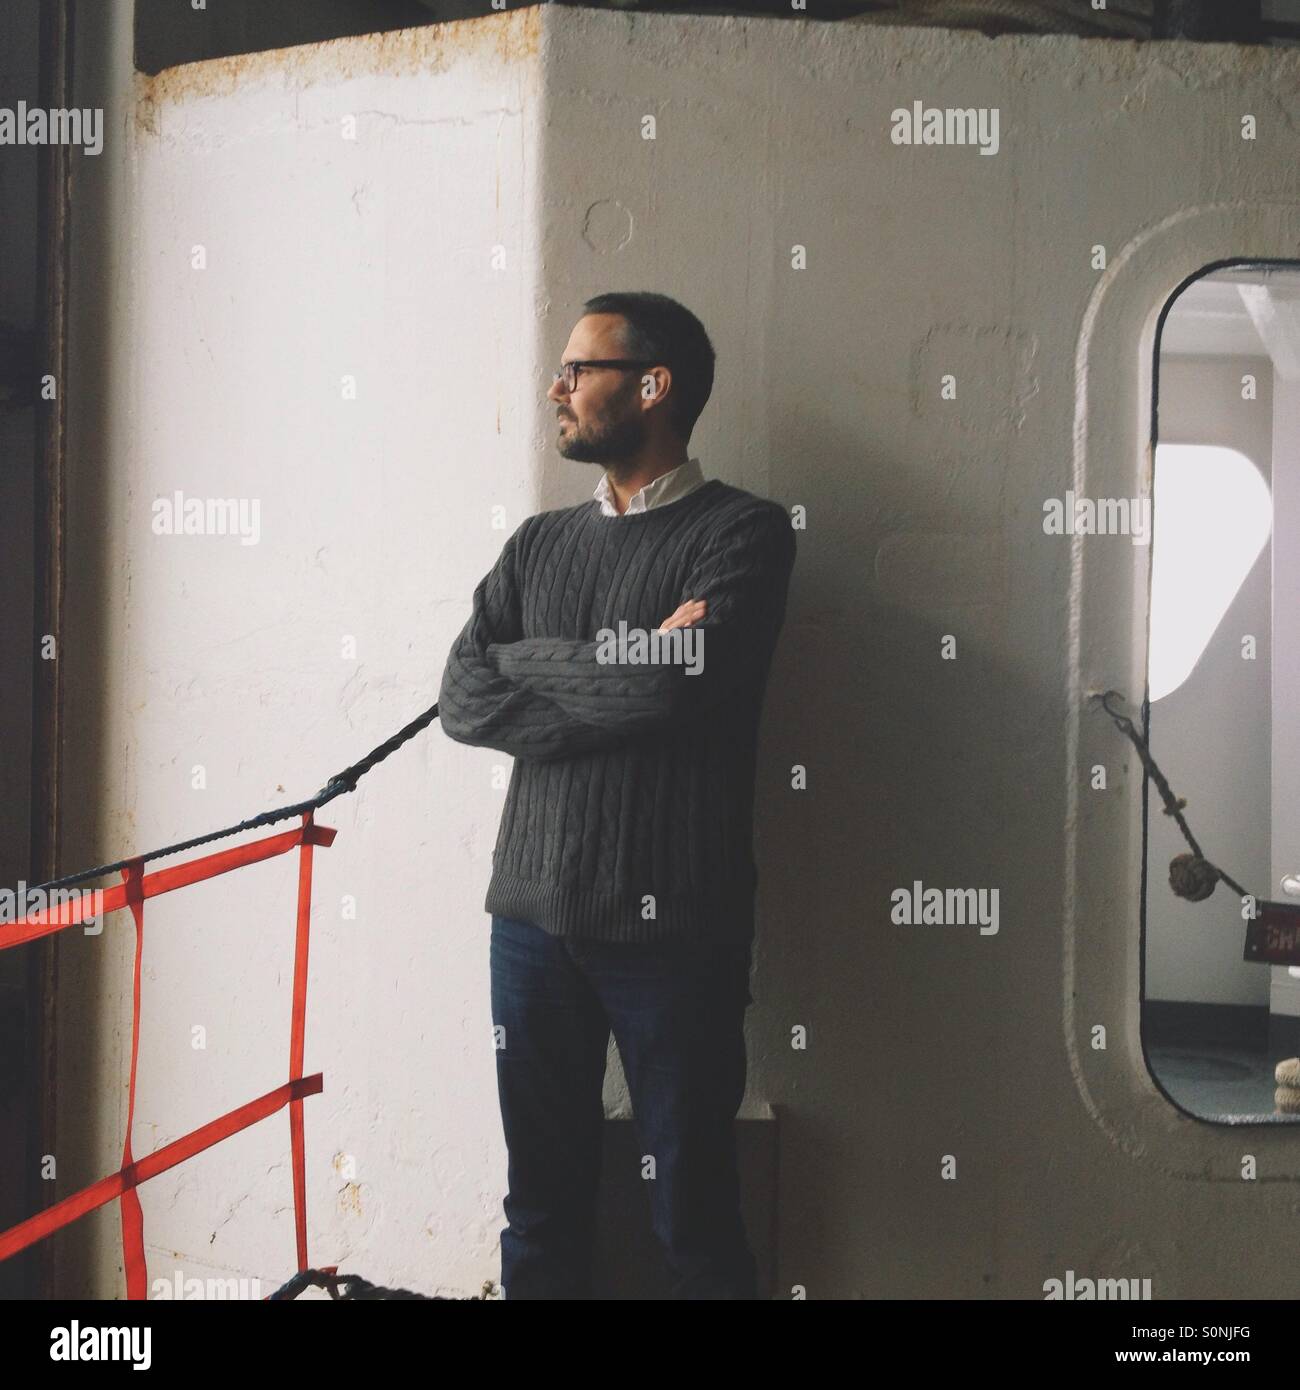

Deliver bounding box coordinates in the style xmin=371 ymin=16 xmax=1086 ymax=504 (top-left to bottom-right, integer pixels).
xmin=267 ymin=1267 xmax=494 ymax=1301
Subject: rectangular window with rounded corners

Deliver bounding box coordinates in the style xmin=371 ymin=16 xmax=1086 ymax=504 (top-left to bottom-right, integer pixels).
xmin=1142 ymin=261 xmax=1300 ymax=1125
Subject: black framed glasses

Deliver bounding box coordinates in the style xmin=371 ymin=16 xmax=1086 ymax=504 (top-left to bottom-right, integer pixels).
xmin=553 ymin=359 xmax=658 ymax=392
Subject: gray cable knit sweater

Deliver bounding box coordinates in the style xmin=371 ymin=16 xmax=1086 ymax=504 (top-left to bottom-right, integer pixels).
xmin=438 ymin=477 xmax=796 ymax=943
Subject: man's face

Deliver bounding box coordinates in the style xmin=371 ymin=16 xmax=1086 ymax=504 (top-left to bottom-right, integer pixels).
xmin=546 ymin=313 xmax=659 ymax=464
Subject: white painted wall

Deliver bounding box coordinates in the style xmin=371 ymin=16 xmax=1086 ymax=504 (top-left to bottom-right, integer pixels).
xmin=54 ymin=2 xmax=1300 ymax=1298
xmin=58 ymin=4 xmax=547 ymax=1300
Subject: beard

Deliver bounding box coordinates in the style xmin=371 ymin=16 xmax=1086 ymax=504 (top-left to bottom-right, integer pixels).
xmin=556 ymin=402 xmax=648 ymax=465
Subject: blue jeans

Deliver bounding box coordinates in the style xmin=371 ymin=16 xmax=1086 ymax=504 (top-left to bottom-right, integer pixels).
xmin=489 ymin=913 xmax=758 ymax=1300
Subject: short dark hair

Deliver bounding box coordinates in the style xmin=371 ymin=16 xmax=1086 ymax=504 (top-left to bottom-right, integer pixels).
xmin=580 ymin=291 xmax=715 ymax=443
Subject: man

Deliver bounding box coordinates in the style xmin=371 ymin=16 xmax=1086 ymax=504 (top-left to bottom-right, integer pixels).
xmin=438 ymin=291 xmax=796 ymax=1300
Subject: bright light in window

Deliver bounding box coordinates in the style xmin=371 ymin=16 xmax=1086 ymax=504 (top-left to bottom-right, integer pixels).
xmin=1148 ymin=444 xmax=1271 ymax=702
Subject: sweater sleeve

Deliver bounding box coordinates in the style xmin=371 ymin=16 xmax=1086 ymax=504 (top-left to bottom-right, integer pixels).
xmin=486 ymin=503 xmax=796 ymax=730
xmin=438 ymin=527 xmax=635 ymax=761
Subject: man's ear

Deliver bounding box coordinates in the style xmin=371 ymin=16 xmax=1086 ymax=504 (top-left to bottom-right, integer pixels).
xmin=641 ymin=367 xmax=670 ymax=402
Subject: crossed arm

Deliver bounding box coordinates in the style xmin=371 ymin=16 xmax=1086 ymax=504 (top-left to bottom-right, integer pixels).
xmin=438 ymin=505 xmax=795 ymax=761
xmin=437 ymin=526 xmax=630 ymax=761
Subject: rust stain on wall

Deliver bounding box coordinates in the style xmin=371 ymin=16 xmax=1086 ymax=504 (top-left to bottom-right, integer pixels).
xmin=135 ymin=9 xmax=541 ymax=135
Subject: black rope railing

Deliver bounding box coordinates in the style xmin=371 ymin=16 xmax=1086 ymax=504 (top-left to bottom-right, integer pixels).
xmin=20 ymin=687 xmax=1251 ymax=906
xmin=1091 ymin=689 xmax=1250 ymax=903
xmin=26 ymin=702 xmax=441 ymax=895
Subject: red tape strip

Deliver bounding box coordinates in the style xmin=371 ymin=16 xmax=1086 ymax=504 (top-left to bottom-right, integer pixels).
xmin=290 ymin=813 xmax=316 ymax=1271
xmin=0 ymin=1074 xmax=323 ymax=1263
xmin=120 ymin=861 xmax=147 ymax=1299
xmin=1 ymin=821 xmax=337 ymax=949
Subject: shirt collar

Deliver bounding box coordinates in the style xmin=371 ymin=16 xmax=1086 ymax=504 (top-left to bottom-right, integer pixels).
xmin=593 ymin=457 xmax=704 ymax=516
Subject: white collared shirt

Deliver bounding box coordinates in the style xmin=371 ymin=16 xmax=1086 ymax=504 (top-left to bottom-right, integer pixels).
xmin=593 ymin=457 xmax=707 ymax=517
